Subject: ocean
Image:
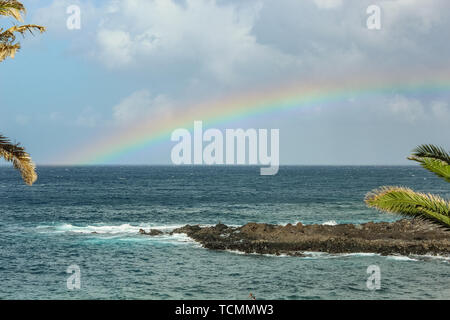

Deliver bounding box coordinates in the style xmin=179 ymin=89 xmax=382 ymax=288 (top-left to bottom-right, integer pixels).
xmin=0 ymin=166 xmax=449 ymax=299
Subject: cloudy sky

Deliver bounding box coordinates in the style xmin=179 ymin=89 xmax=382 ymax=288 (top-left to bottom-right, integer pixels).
xmin=1 ymin=0 xmax=449 ymax=165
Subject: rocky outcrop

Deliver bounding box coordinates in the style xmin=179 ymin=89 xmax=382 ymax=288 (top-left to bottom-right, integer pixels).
xmin=172 ymin=220 xmax=450 ymax=256
xmin=139 ymin=228 xmax=164 ymax=236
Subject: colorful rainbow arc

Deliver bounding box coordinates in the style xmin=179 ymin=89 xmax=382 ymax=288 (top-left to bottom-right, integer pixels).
xmin=62 ymin=75 xmax=450 ymax=165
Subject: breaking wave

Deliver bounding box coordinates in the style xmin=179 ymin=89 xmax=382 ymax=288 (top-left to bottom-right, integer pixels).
xmin=35 ymin=223 xmax=196 ymax=244
xmin=321 ymin=220 xmax=338 ymax=226
xmin=37 ymin=223 xmax=185 ymax=234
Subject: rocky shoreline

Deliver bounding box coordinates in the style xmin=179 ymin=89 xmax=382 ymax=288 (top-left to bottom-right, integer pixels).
xmin=146 ymin=219 xmax=450 ymax=256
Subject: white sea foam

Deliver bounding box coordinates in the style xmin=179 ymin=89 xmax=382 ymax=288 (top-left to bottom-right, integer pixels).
xmin=409 ymin=254 xmax=450 ymax=262
xmin=35 ymin=224 xmax=450 ymax=262
xmin=300 ymin=252 xmax=380 ymax=259
xmin=322 ymin=220 xmax=338 ymax=226
xmin=225 ymin=249 xmax=248 ymax=255
xmin=224 ymin=249 xmax=290 ymax=257
xmin=224 ymin=249 xmax=450 ymax=262
xmin=224 ymin=250 xmax=382 ymax=258
xmin=386 ymin=255 xmax=418 ymax=261
xmin=37 ymin=223 xmax=187 ymax=234
xmin=340 ymin=252 xmax=379 ymax=257
xmin=35 ymin=223 xmax=198 ymax=245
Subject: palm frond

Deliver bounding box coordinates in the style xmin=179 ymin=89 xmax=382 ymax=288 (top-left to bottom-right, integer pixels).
xmin=410 ymin=157 xmax=450 ymax=182
xmin=0 ymin=0 xmax=25 ymax=21
xmin=365 ymin=186 xmax=450 ymax=227
xmin=0 ymin=24 xmax=45 ymax=61
xmin=0 ymin=134 xmax=37 ymax=185
xmin=409 ymin=144 xmax=450 ymax=164
xmin=3 ymin=24 xmax=46 ymax=36
xmin=0 ymin=41 xmax=19 ymax=60
xmin=0 ymin=1 xmax=45 ymax=61
xmin=0 ymin=24 xmax=46 ymax=43
xmin=408 ymin=144 xmax=450 ymax=182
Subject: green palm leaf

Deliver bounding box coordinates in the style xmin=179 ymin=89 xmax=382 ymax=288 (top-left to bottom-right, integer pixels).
xmin=408 ymin=144 xmax=450 ymax=182
xmin=365 ymin=187 xmax=450 ymax=227
xmin=410 ymin=144 xmax=450 ymax=164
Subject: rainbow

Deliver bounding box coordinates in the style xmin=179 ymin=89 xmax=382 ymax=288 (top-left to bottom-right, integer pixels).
xmin=62 ymin=72 xmax=450 ymax=164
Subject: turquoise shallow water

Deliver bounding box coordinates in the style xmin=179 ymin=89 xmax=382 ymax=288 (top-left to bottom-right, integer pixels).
xmin=0 ymin=166 xmax=449 ymax=299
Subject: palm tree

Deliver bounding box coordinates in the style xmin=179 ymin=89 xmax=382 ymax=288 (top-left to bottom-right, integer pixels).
xmin=365 ymin=145 xmax=450 ymax=227
xmin=0 ymin=134 xmax=37 ymax=185
xmin=1 ymin=0 xmax=45 ymax=61
xmin=1 ymin=1 xmax=43 ymax=184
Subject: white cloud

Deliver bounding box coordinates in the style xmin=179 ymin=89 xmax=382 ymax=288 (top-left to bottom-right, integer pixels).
xmin=388 ymin=95 xmax=425 ymax=123
xmin=33 ymin=0 xmax=450 ymax=90
xmin=96 ymin=29 xmax=134 ymax=67
xmin=91 ymin=0 xmax=301 ymax=87
xmin=17 ymin=0 xmax=450 ymax=165
xmin=113 ymin=90 xmax=173 ymax=124
xmin=76 ymin=107 xmax=101 ymax=127
xmin=431 ymin=101 xmax=450 ymax=121
xmin=33 ymin=0 xmax=97 ymax=35
xmin=385 ymin=96 xmax=450 ymax=124
xmin=379 ymin=0 xmax=445 ymax=32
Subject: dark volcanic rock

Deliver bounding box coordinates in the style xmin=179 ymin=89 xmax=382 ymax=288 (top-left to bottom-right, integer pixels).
xmin=139 ymin=228 xmax=163 ymax=236
xmin=172 ymin=220 xmax=450 ymax=256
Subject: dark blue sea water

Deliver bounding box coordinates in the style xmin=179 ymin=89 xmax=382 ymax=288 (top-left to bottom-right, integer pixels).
xmin=0 ymin=166 xmax=449 ymax=299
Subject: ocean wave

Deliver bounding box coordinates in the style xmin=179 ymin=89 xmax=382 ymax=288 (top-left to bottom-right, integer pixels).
xmin=409 ymin=254 xmax=450 ymax=262
xmin=221 ymin=249 xmax=449 ymax=262
xmin=321 ymin=220 xmax=338 ymax=226
xmin=386 ymin=255 xmax=418 ymax=261
xmin=37 ymin=223 xmax=186 ymax=235
xmin=297 ymin=252 xmax=449 ymax=262
xmin=222 ymin=250 xmax=380 ymax=258
xmin=301 ymin=252 xmax=380 ymax=259
xmin=224 ymin=249 xmax=290 ymax=257
xmin=35 ymin=223 xmax=198 ymax=245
